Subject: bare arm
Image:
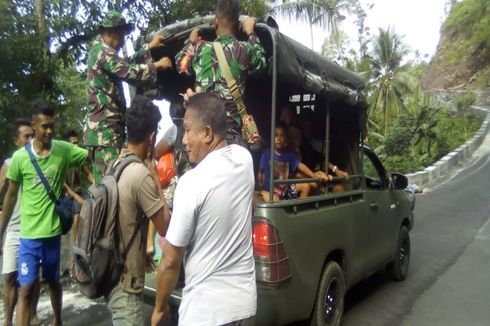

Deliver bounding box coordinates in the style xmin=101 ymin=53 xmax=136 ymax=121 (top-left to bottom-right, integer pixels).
xmin=154 ymin=139 xmax=173 ymax=160
xmin=328 ymin=162 xmax=349 ymax=179
xmin=148 ymin=155 xmax=171 ymax=237
xmin=298 ymin=163 xmax=331 ymax=182
xmin=64 ymin=183 xmax=84 ymax=205
xmin=151 ymin=242 xmax=186 ymax=326
xmin=0 ymin=180 xmax=19 ymax=255
xmin=0 ymin=163 xmax=7 ymax=193
xmin=257 ymin=170 xmax=264 ymax=188
xmin=298 ymin=162 xmax=318 ymax=179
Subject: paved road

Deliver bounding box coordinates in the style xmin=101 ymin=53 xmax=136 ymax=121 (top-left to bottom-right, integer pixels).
xmin=342 ymin=133 xmax=490 ymax=326
xmin=2 ymin=136 xmax=489 ymax=326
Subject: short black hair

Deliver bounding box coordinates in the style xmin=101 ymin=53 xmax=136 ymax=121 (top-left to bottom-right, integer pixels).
xmin=63 ymin=129 xmax=79 ymax=140
xmin=275 ymin=120 xmax=288 ymax=133
xmin=126 ymin=95 xmax=161 ymax=144
xmin=31 ymin=99 xmax=55 ymax=118
xmin=216 ymin=0 xmax=239 ymax=28
xmin=169 ymin=99 xmax=185 ymax=120
xmin=184 ymin=92 xmax=227 ymax=140
xmin=11 ymin=119 xmax=32 ymax=139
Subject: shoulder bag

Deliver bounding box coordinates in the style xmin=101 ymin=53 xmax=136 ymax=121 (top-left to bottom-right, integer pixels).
xmin=213 ymin=42 xmax=260 ymax=144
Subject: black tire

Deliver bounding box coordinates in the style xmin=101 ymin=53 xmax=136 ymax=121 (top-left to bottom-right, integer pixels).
xmin=387 ymin=225 xmax=410 ymax=281
xmin=310 ymin=261 xmax=346 ymax=326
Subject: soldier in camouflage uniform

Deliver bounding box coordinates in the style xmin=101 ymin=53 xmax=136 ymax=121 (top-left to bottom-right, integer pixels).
xmin=175 ymin=0 xmax=266 ymax=144
xmin=84 ymin=11 xmax=172 ymax=183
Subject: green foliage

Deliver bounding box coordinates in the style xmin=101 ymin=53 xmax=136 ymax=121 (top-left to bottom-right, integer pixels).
xmin=365 ymin=28 xmax=418 ymax=136
xmin=0 ymin=0 xmax=271 ymax=160
xmin=455 ymin=92 xmax=476 ymax=111
xmin=273 ymin=0 xmax=352 ymax=49
xmin=375 ymin=95 xmax=482 ymax=175
xmin=442 ymin=0 xmax=490 ymax=64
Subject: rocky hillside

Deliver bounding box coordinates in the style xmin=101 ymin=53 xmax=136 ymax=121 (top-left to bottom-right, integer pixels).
xmin=421 ymin=0 xmax=490 ymax=90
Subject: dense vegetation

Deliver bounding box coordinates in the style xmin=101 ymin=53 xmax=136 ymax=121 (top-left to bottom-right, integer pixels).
xmin=421 ymin=0 xmax=490 ymax=89
xmin=318 ymin=0 xmax=484 ymax=174
xmin=0 ymin=0 xmax=270 ymax=158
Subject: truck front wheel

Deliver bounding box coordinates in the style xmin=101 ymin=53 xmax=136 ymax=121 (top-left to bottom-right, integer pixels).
xmin=311 ymin=261 xmax=345 ymax=326
xmin=387 ymin=225 xmax=410 ymax=281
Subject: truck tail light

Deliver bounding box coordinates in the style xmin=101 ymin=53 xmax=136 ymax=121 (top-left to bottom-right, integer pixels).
xmin=253 ymin=219 xmax=291 ymax=285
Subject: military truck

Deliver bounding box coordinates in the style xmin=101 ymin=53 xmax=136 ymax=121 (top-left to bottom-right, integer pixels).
xmin=143 ymin=15 xmax=415 ymax=325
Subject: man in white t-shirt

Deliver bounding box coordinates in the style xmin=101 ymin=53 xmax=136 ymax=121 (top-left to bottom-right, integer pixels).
xmin=151 ymin=92 xmax=256 ymax=326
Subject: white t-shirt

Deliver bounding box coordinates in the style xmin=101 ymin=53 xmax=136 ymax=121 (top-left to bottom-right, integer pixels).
xmin=166 ymin=144 xmax=257 ymax=326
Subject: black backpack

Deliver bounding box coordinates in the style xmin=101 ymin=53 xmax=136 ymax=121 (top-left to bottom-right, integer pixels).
xmin=72 ymin=154 xmax=144 ymax=299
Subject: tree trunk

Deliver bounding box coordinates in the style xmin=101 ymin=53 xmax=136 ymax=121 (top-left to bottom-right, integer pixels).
xmin=34 ymin=0 xmax=48 ymax=51
xmin=309 ymin=16 xmax=314 ymax=50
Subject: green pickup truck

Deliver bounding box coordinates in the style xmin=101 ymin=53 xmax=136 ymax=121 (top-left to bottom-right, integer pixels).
xmin=143 ymin=16 xmax=415 ymax=326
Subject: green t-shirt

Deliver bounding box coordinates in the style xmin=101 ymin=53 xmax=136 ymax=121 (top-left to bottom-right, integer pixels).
xmin=7 ymin=139 xmax=88 ymax=239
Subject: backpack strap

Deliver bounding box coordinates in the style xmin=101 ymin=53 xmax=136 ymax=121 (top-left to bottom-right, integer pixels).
xmin=120 ymin=217 xmax=146 ymax=262
xmin=213 ymin=42 xmax=248 ymax=118
xmin=25 ymin=143 xmax=58 ymax=203
xmin=109 ymin=154 xmax=142 ymax=182
xmin=108 ymin=153 xmax=149 ymax=262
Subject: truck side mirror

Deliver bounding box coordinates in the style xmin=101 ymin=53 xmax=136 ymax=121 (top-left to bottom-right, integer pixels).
xmin=391 ymin=173 xmax=408 ymax=190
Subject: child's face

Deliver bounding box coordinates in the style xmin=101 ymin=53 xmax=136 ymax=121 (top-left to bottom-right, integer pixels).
xmin=274 ymin=127 xmax=287 ymax=152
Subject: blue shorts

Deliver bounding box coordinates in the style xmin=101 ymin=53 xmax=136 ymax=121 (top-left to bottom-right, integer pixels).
xmin=18 ymin=235 xmax=61 ymax=286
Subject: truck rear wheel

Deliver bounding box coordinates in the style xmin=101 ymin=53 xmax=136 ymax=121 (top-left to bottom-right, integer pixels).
xmin=311 ymin=261 xmax=345 ymax=326
xmin=387 ymin=225 xmax=410 ymax=281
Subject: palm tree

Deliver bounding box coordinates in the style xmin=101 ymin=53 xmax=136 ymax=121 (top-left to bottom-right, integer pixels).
xmin=273 ymin=0 xmax=349 ymax=50
xmin=365 ymin=27 xmax=418 ymax=136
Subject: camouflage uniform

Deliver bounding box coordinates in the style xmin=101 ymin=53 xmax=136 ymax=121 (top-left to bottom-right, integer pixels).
xmin=84 ymin=11 xmax=157 ymax=183
xmin=175 ymin=34 xmax=266 ymax=141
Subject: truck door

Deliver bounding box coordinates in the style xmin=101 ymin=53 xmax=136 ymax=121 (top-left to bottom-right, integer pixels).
xmin=362 ymin=149 xmax=399 ymax=269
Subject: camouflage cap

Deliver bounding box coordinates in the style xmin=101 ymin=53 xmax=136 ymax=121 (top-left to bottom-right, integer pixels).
xmin=100 ymin=11 xmax=134 ymax=33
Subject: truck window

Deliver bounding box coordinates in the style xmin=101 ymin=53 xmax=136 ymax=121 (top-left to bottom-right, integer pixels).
xmin=363 ymin=154 xmax=385 ymax=190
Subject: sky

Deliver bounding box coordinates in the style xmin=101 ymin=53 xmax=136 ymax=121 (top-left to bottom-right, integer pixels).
xmin=276 ymin=0 xmax=449 ymax=60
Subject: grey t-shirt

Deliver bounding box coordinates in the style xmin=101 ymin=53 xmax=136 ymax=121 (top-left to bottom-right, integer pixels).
xmin=161 ymin=124 xmax=177 ymax=147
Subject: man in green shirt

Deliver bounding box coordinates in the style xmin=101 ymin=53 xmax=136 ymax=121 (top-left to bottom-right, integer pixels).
xmin=0 ymin=100 xmax=88 ymax=326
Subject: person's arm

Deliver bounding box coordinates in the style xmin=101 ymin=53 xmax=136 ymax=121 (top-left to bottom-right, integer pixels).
xmin=257 ymin=170 xmax=264 ymax=188
xmin=101 ymin=47 xmax=171 ymax=86
xmin=129 ymin=34 xmax=166 ymax=64
xmin=0 ymin=180 xmax=19 ymax=255
xmin=146 ymin=221 xmax=157 ymax=273
xmin=64 ymin=184 xmax=84 ymax=242
xmin=147 ymin=152 xmax=171 ymax=237
xmin=0 ymin=163 xmax=8 ymax=193
xmin=83 ymin=166 xmax=94 ymax=184
xmin=151 ymin=242 xmax=186 ymax=326
xmin=242 ymin=17 xmax=266 ymax=73
xmin=155 ymin=125 xmax=177 ymax=159
xmin=175 ymin=28 xmax=203 ymax=75
xmin=154 ymin=139 xmax=173 ymax=160
xmin=328 ymin=162 xmax=349 ymax=179
xmin=298 ymin=162 xmax=331 ymax=182
xmin=64 ymin=183 xmax=84 ymax=205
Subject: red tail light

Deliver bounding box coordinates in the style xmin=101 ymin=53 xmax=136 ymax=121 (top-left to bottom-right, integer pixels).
xmin=253 ymin=219 xmax=291 ymax=284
